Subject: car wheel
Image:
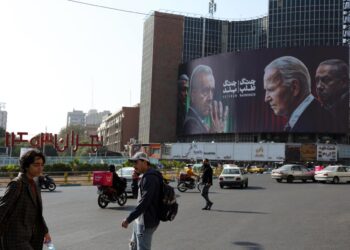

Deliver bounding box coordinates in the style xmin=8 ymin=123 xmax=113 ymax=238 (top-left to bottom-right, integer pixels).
xmin=287 ymin=175 xmax=294 ymax=183
xmin=276 ymin=179 xmax=282 ymax=183
xmin=333 ymin=176 xmax=340 ymax=184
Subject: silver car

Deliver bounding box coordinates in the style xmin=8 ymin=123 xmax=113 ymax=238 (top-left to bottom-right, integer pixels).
xmin=271 ymin=164 xmax=315 ymax=183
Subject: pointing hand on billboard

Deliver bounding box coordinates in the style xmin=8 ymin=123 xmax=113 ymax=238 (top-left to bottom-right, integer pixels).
xmin=210 ymin=100 xmax=229 ymax=133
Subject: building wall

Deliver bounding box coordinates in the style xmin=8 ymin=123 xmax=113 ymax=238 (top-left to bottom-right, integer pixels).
xmin=100 ymin=106 xmax=139 ymax=152
xmin=121 ymin=107 xmax=140 ymax=151
xmin=139 ymin=12 xmax=184 ymax=143
xmin=268 ymin=0 xmax=343 ymax=48
xmin=139 ymin=15 xmax=155 ymax=144
xmin=0 ymin=110 xmax=7 ymax=130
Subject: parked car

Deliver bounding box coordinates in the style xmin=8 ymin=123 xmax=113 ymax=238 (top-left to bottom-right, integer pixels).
xmin=116 ymin=167 xmax=134 ymax=194
xmin=245 ymin=165 xmax=265 ymax=174
xmin=314 ymin=165 xmax=350 ymax=184
xmin=218 ymin=165 xmax=248 ymax=189
xmin=271 ymin=164 xmax=315 ymax=183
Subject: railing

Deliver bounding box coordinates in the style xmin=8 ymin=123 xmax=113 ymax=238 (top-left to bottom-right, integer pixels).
xmin=0 ymin=156 xmax=160 ymax=167
xmin=0 ymin=168 xmax=220 ymax=187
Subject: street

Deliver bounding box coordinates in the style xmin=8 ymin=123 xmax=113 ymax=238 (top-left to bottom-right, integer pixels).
xmin=1 ymin=174 xmax=350 ymax=250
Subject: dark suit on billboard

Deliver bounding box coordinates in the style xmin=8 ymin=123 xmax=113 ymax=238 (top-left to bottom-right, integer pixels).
xmin=289 ymin=99 xmax=333 ymax=133
xmin=324 ymin=92 xmax=349 ymax=132
xmin=183 ymin=107 xmax=209 ymax=134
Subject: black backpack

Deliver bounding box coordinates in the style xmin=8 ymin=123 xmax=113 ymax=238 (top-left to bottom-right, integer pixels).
xmin=158 ymin=177 xmax=178 ymax=222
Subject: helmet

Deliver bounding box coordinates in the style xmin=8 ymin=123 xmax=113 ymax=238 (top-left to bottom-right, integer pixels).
xmin=109 ymin=164 xmax=116 ymax=172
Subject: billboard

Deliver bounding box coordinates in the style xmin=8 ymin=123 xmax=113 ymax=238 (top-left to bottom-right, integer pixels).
xmin=178 ymin=46 xmax=349 ymax=135
xmin=317 ymin=144 xmax=337 ymax=162
xmin=167 ymin=142 xmax=285 ymax=162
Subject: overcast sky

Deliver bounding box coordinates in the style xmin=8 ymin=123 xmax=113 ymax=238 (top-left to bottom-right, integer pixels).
xmin=0 ymin=0 xmax=268 ymax=137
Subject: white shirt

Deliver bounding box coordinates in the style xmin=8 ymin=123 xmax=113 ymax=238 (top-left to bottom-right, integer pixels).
xmin=286 ymin=94 xmax=314 ymax=130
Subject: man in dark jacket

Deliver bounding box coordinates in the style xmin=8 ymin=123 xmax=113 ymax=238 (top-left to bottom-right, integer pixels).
xmin=122 ymin=152 xmax=161 ymax=250
xmin=201 ymin=159 xmax=213 ymax=210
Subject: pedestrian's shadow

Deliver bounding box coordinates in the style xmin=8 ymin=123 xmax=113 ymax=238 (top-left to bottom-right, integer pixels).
xmin=107 ymin=205 xmax=137 ymax=211
xmin=210 ymin=209 xmax=268 ymax=215
xmin=232 ymin=241 xmax=264 ymax=250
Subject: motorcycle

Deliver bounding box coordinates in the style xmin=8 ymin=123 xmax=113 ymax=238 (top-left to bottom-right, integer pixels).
xmin=97 ymin=185 xmax=127 ymax=208
xmin=39 ymin=175 xmax=56 ymax=192
xmin=177 ymin=174 xmax=203 ymax=192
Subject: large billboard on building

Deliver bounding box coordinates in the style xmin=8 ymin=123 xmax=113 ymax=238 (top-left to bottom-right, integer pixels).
xmin=178 ymin=46 xmax=349 ymax=135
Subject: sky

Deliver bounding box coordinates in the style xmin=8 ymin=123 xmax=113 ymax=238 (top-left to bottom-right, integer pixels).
xmin=0 ymin=0 xmax=268 ymax=137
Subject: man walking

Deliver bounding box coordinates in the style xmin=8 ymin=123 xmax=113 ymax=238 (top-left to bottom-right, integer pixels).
xmin=121 ymin=152 xmax=162 ymax=250
xmin=201 ymin=158 xmax=213 ymax=210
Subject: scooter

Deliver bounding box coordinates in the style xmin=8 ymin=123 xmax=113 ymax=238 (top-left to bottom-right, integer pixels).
xmin=97 ymin=185 xmax=127 ymax=208
xmin=177 ymin=175 xmax=203 ymax=192
xmin=39 ymin=175 xmax=56 ymax=192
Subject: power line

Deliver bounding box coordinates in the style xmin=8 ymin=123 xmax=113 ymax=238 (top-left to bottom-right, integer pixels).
xmin=67 ymin=0 xmax=202 ymax=22
xmin=67 ymin=0 xmax=151 ymax=16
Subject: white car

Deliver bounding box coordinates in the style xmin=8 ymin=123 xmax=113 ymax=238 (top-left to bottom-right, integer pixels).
xmin=117 ymin=167 xmax=134 ymax=193
xmin=314 ymin=165 xmax=350 ymax=184
xmin=218 ymin=165 xmax=248 ymax=189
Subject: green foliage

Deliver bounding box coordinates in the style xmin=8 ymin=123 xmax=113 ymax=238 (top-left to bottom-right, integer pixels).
xmin=44 ymin=163 xmax=72 ymax=172
xmin=160 ymin=160 xmax=186 ymax=170
xmin=1 ymin=164 xmax=20 ymax=172
xmin=75 ymin=163 xmax=108 ymax=171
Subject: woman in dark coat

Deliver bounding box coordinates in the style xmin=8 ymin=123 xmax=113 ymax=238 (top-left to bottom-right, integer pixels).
xmin=0 ymin=150 xmax=51 ymax=250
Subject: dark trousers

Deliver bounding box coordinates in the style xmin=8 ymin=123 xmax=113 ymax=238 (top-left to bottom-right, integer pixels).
xmin=201 ymin=184 xmax=212 ymax=206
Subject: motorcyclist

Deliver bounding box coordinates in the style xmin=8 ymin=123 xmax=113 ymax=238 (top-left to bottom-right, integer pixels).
xmin=109 ymin=164 xmax=125 ymax=196
xmin=186 ymin=164 xmax=199 ymax=186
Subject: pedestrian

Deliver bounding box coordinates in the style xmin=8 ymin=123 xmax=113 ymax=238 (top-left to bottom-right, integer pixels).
xmin=121 ymin=152 xmax=162 ymax=250
xmin=201 ymin=158 xmax=213 ymax=210
xmin=0 ymin=149 xmax=51 ymax=250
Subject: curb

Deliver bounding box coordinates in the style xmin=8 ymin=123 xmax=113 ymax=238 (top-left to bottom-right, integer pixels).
xmin=59 ymin=183 xmax=82 ymax=187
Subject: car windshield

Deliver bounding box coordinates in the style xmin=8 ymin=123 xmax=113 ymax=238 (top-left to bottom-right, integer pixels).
xmin=118 ymin=169 xmax=133 ymax=176
xmin=222 ymin=169 xmax=240 ymax=174
xmin=278 ymin=165 xmax=290 ymax=170
xmin=323 ymin=166 xmax=337 ymax=172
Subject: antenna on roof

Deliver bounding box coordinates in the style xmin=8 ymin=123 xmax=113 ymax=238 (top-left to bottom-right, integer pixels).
xmin=209 ymin=0 xmax=217 ymax=18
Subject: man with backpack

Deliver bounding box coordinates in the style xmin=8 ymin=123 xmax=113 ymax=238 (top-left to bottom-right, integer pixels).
xmin=121 ymin=152 xmax=162 ymax=250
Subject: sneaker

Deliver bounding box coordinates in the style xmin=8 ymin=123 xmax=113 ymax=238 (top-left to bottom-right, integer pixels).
xmin=202 ymin=207 xmax=208 ymax=210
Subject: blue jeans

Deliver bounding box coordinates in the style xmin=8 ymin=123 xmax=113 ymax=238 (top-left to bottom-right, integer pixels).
xmin=129 ymin=223 xmax=158 ymax=250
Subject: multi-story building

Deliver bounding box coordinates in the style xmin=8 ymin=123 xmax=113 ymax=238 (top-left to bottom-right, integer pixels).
xmin=66 ymin=109 xmax=85 ymax=127
xmin=85 ymin=109 xmax=110 ymax=126
xmin=98 ymin=105 xmax=139 ymax=152
xmin=139 ymin=0 xmax=350 ymax=144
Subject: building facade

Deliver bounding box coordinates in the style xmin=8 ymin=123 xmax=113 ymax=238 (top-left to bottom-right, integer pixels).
xmin=99 ymin=105 xmax=139 ymax=152
xmin=66 ymin=110 xmax=85 ymax=127
xmin=0 ymin=103 xmax=7 ymax=130
xmin=139 ymin=0 xmax=349 ymax=144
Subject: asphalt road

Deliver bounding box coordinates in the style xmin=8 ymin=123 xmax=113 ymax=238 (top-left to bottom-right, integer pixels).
xmin=1 ymin=175 xmax=350 ymax=250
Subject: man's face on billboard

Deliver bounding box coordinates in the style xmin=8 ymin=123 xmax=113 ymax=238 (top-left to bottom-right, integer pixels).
xmin=264 ymin=68 xmax=294 ymax=116
xmin=316 ymin=64 xmax=345 ymax=105
xmin=191 ymin=73 xmax=215 ymax=117
xmin=179 ymin=80 xmax=188 ymax=105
